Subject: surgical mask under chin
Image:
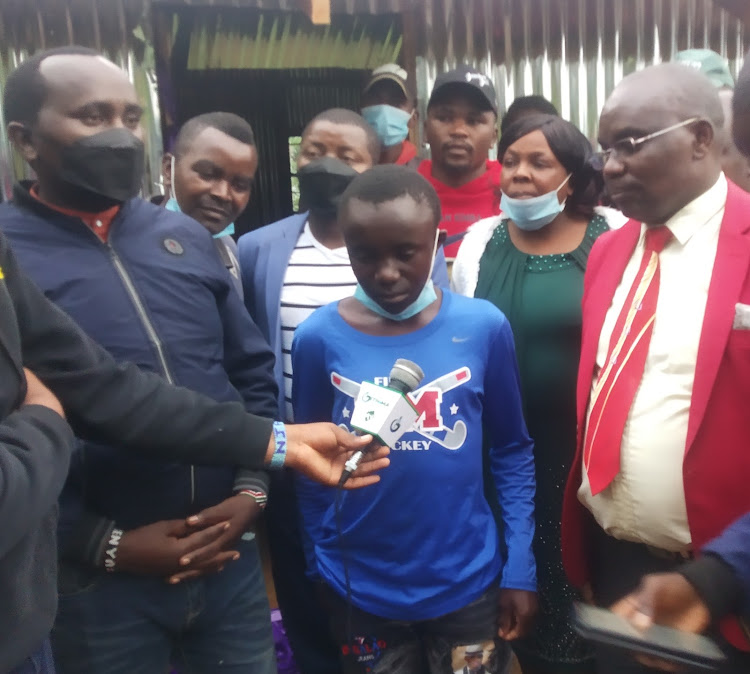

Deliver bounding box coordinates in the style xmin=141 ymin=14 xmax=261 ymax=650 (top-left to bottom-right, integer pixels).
xmin=500 ymin=174 xmax=572 ymax=232
xmin=60 ymin=128 xmax=145 ymax=203
xmin=353 ymin=229 xmax=440 ymax=321
xmin=361 ymin=104 xmax=412 ymax=148
xmin=297 ymin=157 xmax=358 ymax=218
xmin=167 ymin=157 xmax=234 ymax=238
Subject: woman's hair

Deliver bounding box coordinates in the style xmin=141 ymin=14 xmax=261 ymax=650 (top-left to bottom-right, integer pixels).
xmin=498 ymin=114 xmax=604 ymax=219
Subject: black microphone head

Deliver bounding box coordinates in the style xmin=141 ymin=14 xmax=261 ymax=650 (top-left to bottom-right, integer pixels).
xmin=388 ymin=359 xmax=424 ymax=394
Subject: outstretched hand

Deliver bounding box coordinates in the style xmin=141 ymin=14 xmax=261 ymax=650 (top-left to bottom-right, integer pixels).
xmin=280 ymin=422 xmax=390 ymax=488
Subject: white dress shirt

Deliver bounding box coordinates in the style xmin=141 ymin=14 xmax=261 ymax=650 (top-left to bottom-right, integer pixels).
xmin=578 ymin=175 xmax=727 ymax=551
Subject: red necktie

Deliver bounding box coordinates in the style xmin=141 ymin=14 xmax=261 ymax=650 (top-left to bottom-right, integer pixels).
xmin=584 ymin=226 xmax=673 ymax=495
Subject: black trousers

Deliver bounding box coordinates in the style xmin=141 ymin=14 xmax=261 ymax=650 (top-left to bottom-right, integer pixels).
xmin=590 ymin=528 xmax=750 ymax=674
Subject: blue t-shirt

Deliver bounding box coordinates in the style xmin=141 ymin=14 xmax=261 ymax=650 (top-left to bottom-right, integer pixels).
xmin=292 ymin=290 xmax=536 ymax=621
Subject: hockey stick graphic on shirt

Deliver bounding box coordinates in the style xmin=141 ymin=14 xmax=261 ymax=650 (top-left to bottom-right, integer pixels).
xmin=330 ymin=368 xmax=471 ymax=450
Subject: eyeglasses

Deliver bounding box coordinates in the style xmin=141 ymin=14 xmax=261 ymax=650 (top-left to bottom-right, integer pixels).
xmin=595 ymin=117 xmax=702 ymax=165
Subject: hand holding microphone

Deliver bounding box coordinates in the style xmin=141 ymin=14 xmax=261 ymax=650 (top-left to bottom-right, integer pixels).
xmin=338 ymin=359 xmax=424 ymax=487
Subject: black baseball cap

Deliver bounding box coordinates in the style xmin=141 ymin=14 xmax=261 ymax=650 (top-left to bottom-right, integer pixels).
xmin=428 ymin=65 xmax=497 ymax=114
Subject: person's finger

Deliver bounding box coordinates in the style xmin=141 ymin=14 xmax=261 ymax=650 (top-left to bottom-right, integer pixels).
xmin=334 ymin=427 xmax=374 ymax=452
xmin=630 ymin=609 xmax=653 ymax=632
xmin=185 ymin=505 xmax=226 ymax=528
xmin=502 ymin=608 xmax=523 ymax=640
xmin=168 ymin=550 xmax=239 ymax=583
xmin=341 ymin=457 xmax=391 ymax=488
xmin=357 ymin=446 xmax=390 ymax=462
xmin=165 ymin=519 xmax=194 ymax=538
xmin=497 ymin=606 xmax=515 ymax=639
xmin=176 ymin=521 xmax=231 ymax=565
xmin=168 ymin=569 xmax=203 ymax=584
xmin=503 ymin=628 xmax=521 ymax=640
xmin=612 ymin=594 xmax=639 ymax=620
xmin=612 ymin=592 xmax=655 ymax=633
xmin=342 ymin=474 xmax=383 ymax=489
xmin=346 ymin=455 xmax=391 ymax=479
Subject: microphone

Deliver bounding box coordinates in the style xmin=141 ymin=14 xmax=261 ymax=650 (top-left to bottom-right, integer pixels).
xmin=338 ymin=359 xmax=424 ymax=487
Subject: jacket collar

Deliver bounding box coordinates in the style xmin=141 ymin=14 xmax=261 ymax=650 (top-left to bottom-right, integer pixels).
xmin=11 ymin=181 xmax=138 ymax=234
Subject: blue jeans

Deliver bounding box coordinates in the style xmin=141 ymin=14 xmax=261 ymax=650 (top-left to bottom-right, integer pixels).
xmin=10 ymin=640 xmax=55 ymax=674
xmin=51 ymin=538 xmax=276 ymax=674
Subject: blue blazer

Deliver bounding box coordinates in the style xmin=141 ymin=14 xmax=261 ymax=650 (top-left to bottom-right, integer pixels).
xmin=238 ymin=212 xmax=450 ymax=413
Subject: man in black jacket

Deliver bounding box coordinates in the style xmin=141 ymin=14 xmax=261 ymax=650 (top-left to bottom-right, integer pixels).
xmin=0 ymin=230 xmax=384 ymax=672
xmin=1 ymin=47 xmax=280 ymax=673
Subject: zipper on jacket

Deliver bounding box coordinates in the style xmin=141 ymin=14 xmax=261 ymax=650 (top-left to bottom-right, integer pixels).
xmin=107 ymin=246 xmax=197 ymax=504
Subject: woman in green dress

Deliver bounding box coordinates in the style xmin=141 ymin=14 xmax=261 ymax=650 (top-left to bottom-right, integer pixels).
xmin=453 ymin=114 xmax=624 ymax=674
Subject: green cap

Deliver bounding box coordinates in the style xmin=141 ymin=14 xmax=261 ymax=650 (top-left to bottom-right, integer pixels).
xmin=674 ymin=49 xmax=734 ymax=89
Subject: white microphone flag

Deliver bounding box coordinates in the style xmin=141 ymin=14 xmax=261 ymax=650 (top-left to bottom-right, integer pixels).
xmin=350 ymin=381 xmax=420 ymax=448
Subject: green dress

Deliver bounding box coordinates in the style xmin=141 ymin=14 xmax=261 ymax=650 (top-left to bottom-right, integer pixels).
xmin=474 ymin=214 xmax=609 ymax=672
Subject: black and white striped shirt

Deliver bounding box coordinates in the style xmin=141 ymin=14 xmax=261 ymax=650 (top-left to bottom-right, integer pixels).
xmin=280 ymin=223 xmax=357 ymax=420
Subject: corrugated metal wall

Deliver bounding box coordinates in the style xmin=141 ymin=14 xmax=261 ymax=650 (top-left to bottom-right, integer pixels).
xmin=413 ymin=0 xmax=746 ymax=145
xmin=0 ymin=0 xmax=745 ymax=197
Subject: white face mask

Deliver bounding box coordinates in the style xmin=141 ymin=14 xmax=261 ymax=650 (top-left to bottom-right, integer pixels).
xmin=500 ymin=173 xmax=572 ymax=231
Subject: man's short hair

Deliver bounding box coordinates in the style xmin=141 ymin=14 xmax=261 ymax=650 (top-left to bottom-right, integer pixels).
xmin=501 ymin=95 xmax=559 ymax=135
xmin=339 ymin=164 xmax=441 ymax=225
xmin=304 ymin=108 xmax=381 ymax=163
xmin=173 ymin=112 xmax=256 ymax=158
xmin=3 ymin=46 xmax=100 ymax=125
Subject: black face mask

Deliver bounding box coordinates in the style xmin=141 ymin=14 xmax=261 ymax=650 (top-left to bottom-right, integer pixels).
xmin=59 ymin=128 xmax=145 ymax=203
xmin=297 ymin=157 xmax=358 ymax=218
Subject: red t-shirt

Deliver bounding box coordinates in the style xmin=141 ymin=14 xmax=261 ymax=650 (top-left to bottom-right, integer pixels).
xmin=417 ymin=159 xmax=502 ymax=258
xmin=395 ymin=140 xmax=418 ymax=166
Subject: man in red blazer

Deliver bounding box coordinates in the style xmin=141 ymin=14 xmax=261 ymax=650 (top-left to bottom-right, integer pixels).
xmin=562 ymin=63 xmax=750 ymax=673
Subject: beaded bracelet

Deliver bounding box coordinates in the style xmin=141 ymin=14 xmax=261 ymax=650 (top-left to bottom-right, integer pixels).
xmin=269 ymin=421 xmax=287 ymax=469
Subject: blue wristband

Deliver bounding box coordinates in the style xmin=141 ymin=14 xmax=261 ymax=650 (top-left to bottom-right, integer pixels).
xmin=270 ymin=421 xmax=287 ymax=469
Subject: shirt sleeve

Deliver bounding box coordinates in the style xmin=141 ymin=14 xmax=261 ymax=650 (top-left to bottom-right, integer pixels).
xmin=0 ymin=404 xmax=75 ymax=558
xmin=482 ymin=315 xmax=537 ymax=592
xmin=217 ymin=255 xmax=278 ymax=420
xmin=679 ymin=512 xmax=750 ymax=619
xmin=291 ymin=315 xmax=336 ymax=576
xmin=2 ymin=231 xmax=274 ymax=469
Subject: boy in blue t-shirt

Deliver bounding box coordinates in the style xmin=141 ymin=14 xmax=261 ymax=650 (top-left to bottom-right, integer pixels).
xmin=291 ymin=164 xmax=537 ymax=674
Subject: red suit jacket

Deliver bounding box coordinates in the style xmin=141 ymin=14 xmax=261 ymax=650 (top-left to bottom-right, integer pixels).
xmin=562 ymin=182 xmax=750 ymax=648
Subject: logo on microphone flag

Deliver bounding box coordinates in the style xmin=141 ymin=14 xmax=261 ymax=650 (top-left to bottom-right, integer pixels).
xmin=350 ymin=381 xmax=420 ymax=448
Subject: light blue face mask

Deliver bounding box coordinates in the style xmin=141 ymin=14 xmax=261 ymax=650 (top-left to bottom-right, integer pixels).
xmin=361 ymin=104 xmax=412 ymax=148
xmin=353 ymin=230 xmax=440 ymax=321
xmin=500 ymin=174 xmax=572 ymax=232
xmin=164 ymin=198 xmax=235 ymax=238
xmin=166 ymin=157 xmax=236 ymax=238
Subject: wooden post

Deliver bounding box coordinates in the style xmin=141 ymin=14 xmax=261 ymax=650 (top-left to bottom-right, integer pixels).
xmin=302 ymin=0 xmax=331 ymax=25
